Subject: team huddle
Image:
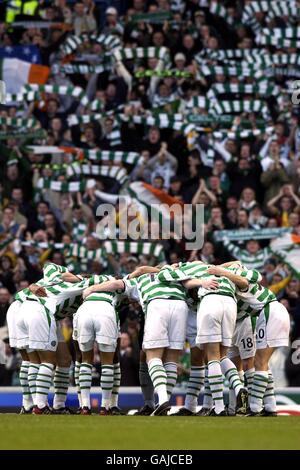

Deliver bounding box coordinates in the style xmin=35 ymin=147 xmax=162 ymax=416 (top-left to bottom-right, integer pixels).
xmin=6 ymin=258 xmax=290 ymax=417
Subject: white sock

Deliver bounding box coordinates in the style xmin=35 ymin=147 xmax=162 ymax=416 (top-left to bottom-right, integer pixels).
xmin=74 ymin=361 xmax=82 ymax=407
xmin=164 ymin=362 xmax=177 ymax=399
xmin=208 ymin=360 xmax=224 ymax=414
xmin=244 ymin=368 xmax=255 ymax=398
xmin=250 ymin=371 xmax=269 ymax=413
xmin=148 ymin=358 xmax=168 ymax=405
xmin=79 ymin=362 xmax=92 ymax=409
xmin=110 ymin=363 xmax=121 ymax=408
xmin=53 ymin=366 xmax=69 ymax=409
xmin=220 ymin=357 xmax=243 ymax=396
xmin=263 ymin=370 xmax=276 ymax=412
xmin=202 ymin=367 xmax=213 ymax=409
xmin=28 ymin=363 xmax=39 ymax=405
xmin=35 ymin=363 xmax=54 ymax=409
xmin=185 ymin=366 xmax=205 ymax=412
xmin=228 ymin=386 xmax=236 ymax=414
xmin=101 ymin=364 xmax=114 ymax=410
xmin=19 ymin=361 xmax=33 ymax=410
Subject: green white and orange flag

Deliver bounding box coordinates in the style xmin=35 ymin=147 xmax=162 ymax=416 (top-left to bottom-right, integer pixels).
xmin=0 ymin=58 xmax=49 ymax=94
xmin=271 ymin=233 xmax=300 ymax=278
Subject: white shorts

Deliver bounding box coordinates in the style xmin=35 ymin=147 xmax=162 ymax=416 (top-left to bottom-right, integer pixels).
xmin=143 ymin=299 xmax=188 ymax=350
xmin=73 ymin=301 xmax=118 ymax=352
xmin=6 ymin=300 xmax=22 ymax=348
xmin=17 ymin=300 xmax=57 ymax=351
xmin=228 ymin=316 xmax=256 ymax=360
xmin=186 ymin=309 xmax=197 ymax=348
xmin=196 ymin=295 xmax=237 ymax=347
xmin=256 ymin=301 xmax=290 ymax=349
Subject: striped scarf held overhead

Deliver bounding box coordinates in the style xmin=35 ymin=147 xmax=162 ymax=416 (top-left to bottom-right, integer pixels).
xmin=65 ymin=243 xmax=107 ymax=272
xmin=104 ymin=240 xmax=165 ymax=262
xmin=209 ymin=2 xmax=235 ymax=25
xmin=60 ymin=33 xmax=121 ymax=56
xmin=266 ymin=1 xmax=300 ymax=22
xmin=0 ymin=117 xmax=39 ymax=128
xmin=72 ymin=220 xmax=88 ymax=243
xmin=27 ymin=146 xmax=140 ymax=166
xmin=66 ymin=163 xmax=128 ymax=185
xmin=212 ymin=100 xmax=270 ymax=117
xmin=208 ymin=82 xmax=280 ymax=98
xmin=113 ymin=47 xmax=171 ymax=65
xmin=5 ymin=83 xmax=89 ymax=106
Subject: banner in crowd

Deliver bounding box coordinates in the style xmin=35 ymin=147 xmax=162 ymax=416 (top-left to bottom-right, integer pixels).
xmin=214 ymin=228 xmax=291 ymax=242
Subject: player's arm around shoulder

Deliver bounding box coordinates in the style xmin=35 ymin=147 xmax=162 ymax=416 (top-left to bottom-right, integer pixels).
xmin=207 ymin=265 xmax=249 ymax=291
xmin=82 ymin=278 xmax=125 ymax=299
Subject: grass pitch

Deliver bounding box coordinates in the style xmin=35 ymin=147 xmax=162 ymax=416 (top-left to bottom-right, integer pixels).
xmin=0 ymin=415 xmax=299 ymax=450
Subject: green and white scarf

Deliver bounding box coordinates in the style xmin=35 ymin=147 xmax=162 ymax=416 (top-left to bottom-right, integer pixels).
xmin=104 ymin=240 xmax=165 ymax=262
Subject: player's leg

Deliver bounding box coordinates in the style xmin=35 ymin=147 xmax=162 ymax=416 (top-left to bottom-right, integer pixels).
xmin=18 ymin=349 xmax=34 ymax=413
xmin=183 ymin=347 xmax=205 ymax=415
xmin=52 ymin=335 xmax=72 ymax=414
xmin=94 ymin=302 xmax=119 ymax=415
xmin=221 ymin=316 xmax=249 ymax=415
xmin=263 ymin=369 xmax=277 ymax=416
xmin=173 ymin=308 xmax=205 ymax=416
xmin=143 ymin=299 xmax=171 ymax=415
xmin=249 ymin=347 xmax=275 ymax=415
xmin=12 ymin=301 xmax=35 ymax=412
xmin=22 ymin=301 xmax=57 ymax=414
xmin=74 ymin=303 xmax=94 ymax=414
xmin=134 ymin=349 xmax=155 ymax=415
xmin=79 ymin=349 xmax=94 ymax=415
xmin=73 ymin=339 xmax=82 ymax=410
xmin=249 ymin=302 xmax=290 ymax=416
xmin=99 ymin=350 xmax=115 ymax=415
xmin=197 ymin=361 xmax=213 ymax=415
xmin=226 ymin=350 xmax=241 ymax=416
xmin=134 ymin=314 xmax=155 ymax=415
xmin=197 ymin=295 xmax=226 ymax=416
xmin=27 ymin=350 xmax=40 ymax=410
xmin=110 ymin=340 xmax=122 ymax=414
xmin=34 ymin=349 xmax=56 ymax=414
xmin=163 ymin=300 xmax=188 ymax=403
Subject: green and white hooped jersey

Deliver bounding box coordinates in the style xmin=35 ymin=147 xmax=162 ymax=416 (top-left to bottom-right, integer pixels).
xmin=157 ymin=262 xmax=237 ymax=300
xmin=15 ymin=263 xmax=87 ymax=320
xmin=123 ymin=273 xmax=187 ymax=314
xmin=236 ymin=283 xmax=277 ymax=318
xmin=83 ymin=274 xmax=120 ymax=306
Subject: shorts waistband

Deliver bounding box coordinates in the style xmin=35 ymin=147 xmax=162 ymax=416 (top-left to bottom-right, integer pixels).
xmin=202 ymin=292 xmax=235 ymax=300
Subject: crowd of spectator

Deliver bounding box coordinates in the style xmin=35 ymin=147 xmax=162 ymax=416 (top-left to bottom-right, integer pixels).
xmin=0 ymin=0 xmax=300 ymax=388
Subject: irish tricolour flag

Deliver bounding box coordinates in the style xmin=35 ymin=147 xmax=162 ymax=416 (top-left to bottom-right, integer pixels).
xmin=0 ymin=58 xmax=50 ymax=94
xmin=271 ymin=233 xmax=300 ymax=278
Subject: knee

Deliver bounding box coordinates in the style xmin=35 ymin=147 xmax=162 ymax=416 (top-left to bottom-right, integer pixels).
xmin=243 ymin=357 xmax=254 ymax=371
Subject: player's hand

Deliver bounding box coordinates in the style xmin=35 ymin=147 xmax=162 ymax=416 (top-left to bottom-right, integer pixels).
xmin=83 ymin=287 xmax=94 ymax=299
xmin=30 ymin=285 xmax=47 ymax=297
xmin=201 ymin=279 xmax=219 ymax=290
xmin=207 ymin=266 xmax=223 ymax=276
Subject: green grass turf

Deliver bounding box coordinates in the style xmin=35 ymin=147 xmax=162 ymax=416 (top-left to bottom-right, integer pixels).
xmin=0 ymin=415 xmax=299 ymax=450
